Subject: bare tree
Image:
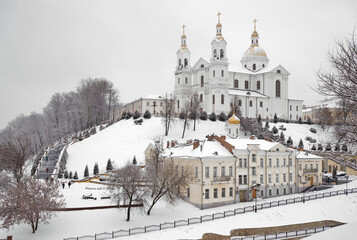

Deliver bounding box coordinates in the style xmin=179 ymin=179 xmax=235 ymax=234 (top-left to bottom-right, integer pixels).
xmin=162 ymin=93 xmax=175 ymax=136
xmin=146 ymin=158 xmax=193 ymax=215
xmin=315 ymin=29 xmax=357 ymax=145
xmin=110 ymin=162 xmax=148 ymax=221
xmin=146 ymin=137 xmax=164 ymax=198
xmin=189 ymin=94 xmax=201 ymax=131
xmin=0 ymin=136 xmax=33 ymax=182
xmin=181 ymin=102 xmax=191 ymax=139
xmin=316 ymin=107 xmax=333 ymax=130
xmin=0 ymin=177 xmax=65 ymax=233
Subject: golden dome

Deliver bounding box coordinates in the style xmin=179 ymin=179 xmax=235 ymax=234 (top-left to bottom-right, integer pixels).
xmin=228 ymin=106 xmax=240 ymax=124
xmin=216 ymin=22 xmax=222 ymax=27
xmin=243 ymin=45 xmax=267 ymax=58
xmin=251 ymin=30 xmax=258 ymax=37
xmin=181 ymin=34 xmax=186 ymax=39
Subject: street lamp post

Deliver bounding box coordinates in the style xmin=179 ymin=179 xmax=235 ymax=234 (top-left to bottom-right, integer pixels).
xmin=252 ymin=183 xmax=261 ymax=213
xmin=345 ymin=175 xmax=349 ymax=195
xmin=301 ymin=180 xmax=307 ymax=203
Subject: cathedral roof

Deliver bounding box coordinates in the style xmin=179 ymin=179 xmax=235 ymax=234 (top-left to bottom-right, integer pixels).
xmin=228 ymin=89 xmax=269 ymax=98
xmin=229 ymin=64 xmax=290 ymax=75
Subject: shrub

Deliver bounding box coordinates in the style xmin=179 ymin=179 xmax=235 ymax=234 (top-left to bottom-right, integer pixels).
xmin=218 ymin=112 xmax=227 ymax=122
xmin=200 ymin=111 xmax=208 ymax=120
xmin=334 ymin=144 xmax=340 ymax=152
xmin=74 ymin=171 xmax=78 ymax=180
xmin=325 ymin=143 xmax=332 ymax=151
xmin=311 ymin=144 xmax=316 ymax=151
xmin=307 ymin=117 xmax=312 ymax=125
xmin=298 ymin=116 xmax=302 ymax=124
xmin=133 ymin=156 xmax=137 ymax=165
xmin=179 ymin=111 xmax=186 ymax=119
xmin=126 ymin=112 xmax=133 ymax=119
xmin=265 ymin=121 xmax=270 ymax=130
xmin=273 ymin=113 xmax=278 ymax=123
xmin=106 ymin=159 xmax=113 ymax=171
xmin=189 ymin=112 xmax=196 ymax=120
xmin=257 ymin=114 xmax=262 ymax=124
xmin=298 ymin=139 xmax=304 ymax=149
xmin=84 ymin=165 xmax=89 ymax=177
xmin=133 ymin=111 xmax=140 ymax=120
xmin=121 ymin=111 xmax=127 ymax=120
xmin=342 ymin=144 xmax=348 ymax=152
xmin=93 ymin=162 xmax=99 ymax=175
xmin=64 ymin=170 xmax=69 ymax=179
xmin=317 ymin=143 xmax=323 ymax=151
xmin=310 ymin=128 xmax=317 ymax=134
xmin=209 ymin=112 xmax=217 ymax=121
xmin=143 ymin=110 xmax=151 ymax=119
xmin=69 ymin=171 xmax=73 ymax=179
xmin=287 ymin=137 xmax=293 ymax=146
xmin=272 ymin=126 xmax=278 ymax=134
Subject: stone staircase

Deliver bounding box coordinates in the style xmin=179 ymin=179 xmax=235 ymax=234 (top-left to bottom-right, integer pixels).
xmin=36 ymin=143 xmax=65 ymax=179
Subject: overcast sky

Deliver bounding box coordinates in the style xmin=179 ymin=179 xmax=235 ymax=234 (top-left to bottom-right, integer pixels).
xmin=0 ymin=0 xmax=356 ymax=130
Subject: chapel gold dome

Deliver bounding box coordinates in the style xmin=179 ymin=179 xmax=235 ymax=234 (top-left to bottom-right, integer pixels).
xmin=243 ymin=45 xmax=267 ymax=58
xmin=228 ymin=115 xmax=240 ymax=124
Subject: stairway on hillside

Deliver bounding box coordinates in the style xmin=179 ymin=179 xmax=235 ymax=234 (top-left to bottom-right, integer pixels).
xmin=36 ymin=143 xmax=65 ymax=179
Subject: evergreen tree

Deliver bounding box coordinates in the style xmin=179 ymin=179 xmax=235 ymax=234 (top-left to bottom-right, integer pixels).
xmin=342 ymin=144 xmax=348 ymax=152
xmin=307 ymin=117 xmax=312 ymax=125
xmin=143 ymin=110 xmax=151 ymax=119
xmin=287 ymin=136 xmax=293 ymax=146
xmin=298 ymin=139 xmax=304 ymax=149
xmin=64 ymin=170 xmax=69 ymax=179
xmin=209 ymin=112 xmax=217 ymax=121
xmin=126 ymin=112 xmax=133 ymax=119
xmin=317 ymin=143 xmax=323 ymax=151
xmin=257 ymin=114 xmax=262 ymax=124
xmin=298 ymin=116 xmax=302 ymax=124
xmin=218 ymin=112 xmax=227 ymax=122
xmin=93 ymin=162 xmax=99 ymax=175
xmin=311 ymin=144 xmax=316 ymax=151
xmin=133 ymin=111 xmax=140 ymax=120
xmin=280 ymin=131 xmax=285 ymax=143
xmin=326 ymin=143 xmax=332 ymax=151
xmin=58 ymin=170 xmax=63 ymax=178
xmin=272 ymin=126 xmax=278 ymax=134
xmin=121 ymin=111 xmax=127 ymax=120
xmin=133 ymin=155 xmax=137 ymax=165
xmin=200 ymin=111 xmax=208 ymax=120
xmin=84 ymin=165 xmax=89 ymax=177
xmin=69 ymin=171 xmax=73 ymax=179
xmin=106 ymin=159 xmax=113 ymax=171
xmin=334 ymin=144 xmax=340 ymax=152
xmin=273 ymin=113 xmax=278 ymax=123
xmin=179 ymin=111 xmax=185 ymax=119
xmin=74 ymin=171 xmax=79 ymax=180
xmin=265 ymin=121 xmax=270 ymax=130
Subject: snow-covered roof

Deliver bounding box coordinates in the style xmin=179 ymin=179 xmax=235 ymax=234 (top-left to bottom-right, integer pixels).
xmin=296 ymin=151 xmax=323 ymax=159
xmin=229 ymin=64 xmax=289 ymax=75
xmin=142 ymin=95 xmax=164 ymax=100
xmin=226 ymin=139 xmax=280 ymax=151
xmin=228 ymin=89 xmax=268 ymax=98
xmin=163 ymin=140 xmax=233 ymax=158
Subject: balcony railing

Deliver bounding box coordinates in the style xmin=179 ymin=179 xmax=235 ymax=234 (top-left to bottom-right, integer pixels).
xmin=212 ymin=176 xmax=231 ymax=182
xmin=303 ymin=168 xmax=318 ymax=174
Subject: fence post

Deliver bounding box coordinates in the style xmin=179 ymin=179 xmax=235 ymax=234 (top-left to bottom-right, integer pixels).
xmin=213 ymin=213 xmax=215 ymax=220
xmin=200 ymin=216 xmax=202 ymax=223
xmin=145 ymin=226 xmax=146 ymax=233
xmin=112 ymin=231 xmax=114 ymax=238
xmin=95 ymin=233 xmax=96 ymax=240
xmin=174 ymin=221 xmax=176 ymax=228
xmin=234 ymin=209 xmax=236 ymax=215
xmin=129 ymin=229 xmax=130 ymax=235
xmin=243 ymin=207 xmax=245 ymax=213
xmin=160 ymin=223 xmax=161 ymax=230
xmin=188 ymin=218 xmax=190 ymax=225
xmin=224 ymin=211 xmax=226 ymax=218
xmin=270 ymin=202 xmax=271 ymax=208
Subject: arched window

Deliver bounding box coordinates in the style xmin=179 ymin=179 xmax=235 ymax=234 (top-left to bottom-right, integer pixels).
xmin=201 ymin=76 xmax=204 ymax=87
xmin=257 ymin=81 xmax=261 ymax=90
xmin=262 ymin=64 xmax=265 ymax=68
xmin=185 ymin=77 xmax=188 ymax=84
xmin=244 ymin=64 xmax=247 ymax=68
xmin=200 ymin=94 xmax=203 ymax=102
xmin=221 ymin=70 xmax=224 ymax=77
xmin=177 ymin=100 xmax=180 ymax=109
xmin=245 ymin=81 xmax=249 ymax=89
xmin=200 ymin=64 xmax=204 ymax=68
xmin=213 ymin=70 xmax=215 ymax=77
xmin=277 ymin=70 xmax=281 ymax=74
xmin=184 ymin=58 xmax=188 ymax=67
xmin=212 ymin=95 xmax=215 ymax=104
xmin=221 ymin=94 xmax=224 ymax=104
xmin=234 ymin=80 xmax=238 ymax=88
xmin=213 ymin=49 xmax=217 ymax=59
xmin=276 ymin=80 xmax=281 ymax=97
xmin=251 ymin=39 xmax=254 ymax=44
xmin=253 ymin=64 xmax=256 ymax=70
xmin=220 ymin=49 xmax=224 ymax=58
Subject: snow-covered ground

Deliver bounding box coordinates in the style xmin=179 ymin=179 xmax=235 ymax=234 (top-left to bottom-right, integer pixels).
xmin=1 ymin=177 xmax=356 ymax=240
xmin=66 ymin=117 xmax=335 ymax=178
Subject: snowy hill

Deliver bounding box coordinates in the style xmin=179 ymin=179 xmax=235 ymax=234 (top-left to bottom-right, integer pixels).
xmin=66 ymin=117 xmax=336 ymax=178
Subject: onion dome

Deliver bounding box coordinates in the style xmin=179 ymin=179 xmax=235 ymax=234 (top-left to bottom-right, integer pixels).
xmin=228 ymin=106 xmax=240 ymax=124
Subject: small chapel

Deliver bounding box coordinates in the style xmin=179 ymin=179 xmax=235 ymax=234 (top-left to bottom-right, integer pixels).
xmin=174 ymin=13 xmax=303 ymax=121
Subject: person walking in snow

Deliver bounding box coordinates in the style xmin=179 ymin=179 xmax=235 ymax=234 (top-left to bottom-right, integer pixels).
xmin=62 ymin=182 xmax=65 ymax=189
xmin=68 ymin=181 xmax=72 ymax=188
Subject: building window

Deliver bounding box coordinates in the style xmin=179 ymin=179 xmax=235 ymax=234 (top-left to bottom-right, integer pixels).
xmin=249 ymin=101 xmax=252 ymax=107
xmin=253 ymin=63 xmax=256 ymax=70
xmin=212 ymin=95 xmax=215 ymax=104
xmin=243 ymin=175 xmax=247 ymax=184
xmin=268 ymin=174 xmax=271 ymax=183
xmin=184 ymin=58 xmax=188 ymax=67
xmin=283 ymin=173 xmax=286 ymax=182
xmin=205 ymin=167 xmax=209 ymax=178
xmin=238 ymin=100 xmax=242 ymax=106
xmin=187 ymin=188 xmax=190 ymax=197
xmin=220 ymin=49 xmax=224 ymax=58
xmin=221 ymin=94 xmax=224 ymax=104
xmin=221 ymin=166 xmax=226 ymax=177
xmin=201 ymin=76 xmax=204 ymax=87
xmin=276 ymin=174 xmax=279 ymax=183
xmin=257 ymin=81 xmax=261 ymax=90
xmin=221 ymin=70 xmax=224 ymax=77
xmin=260 ymin=174 xmax=264 ymax=184
xmin=260 ymin=158 xmax=264 ymax=167
xmin=289 ymin=173 xmax=292 ymax=182
xmin=201 ymin=64 xmax=204 ymax=68
xmin=229 ymin=187 xmax=233 ymax=197
xmin=234 ymin=80 xmax=238 ymax=88
xmin=244 ymin=158 xmax=247 ymax=168
xmin=147 ymin=102 xmax=149 ymax=106
xmin=245 ymin=81 xmax=249 ymax=89
xmin=213 ymin=166 xmax=217 ymax=178
xmin=260 ymin=101 xmax=263 ymax=107
xmin=276 ymin=158 xmax=279 ymax=167
xmin=276 ymin=80 xmax=281 ymax=97
xmin=205 ymin=189 xmax=209 ymax=199
xmin=283 ymin=158 xmax=286 ymax=167
xmin=252 ymin=154 xmax=256 ymax=162
xmin=177 ymin=100 xmax=180 ymax=109
xmin=290 ymin=114 xmax=292 ymax=120
xmin=290 ymin=105 xmax=292 ymax=111
xmin=229 ymin=166 xmax=233 ymax=177
xmin=214 ymin=188 xmax=218 ymax=198
xmin=195 ymin=167 xmax=198 ymax=178
xmin=185 ymin=77 xmax=188 ymax=84
xmin=296 ymin=106 xmax=298 ymax=111
xmin=239 ymin=175 xmax=242 ymax=184
xmin=213 ymin=70 xmax=215 ymax=77
xmin=262 ymin=64 xmax=265 ymax=68
xmin=252 ymin=167 xmax=256 ymax=176
xmin=289 ymin=158 xmax=292 ymax=167
xmin=181 ymin=166 xmax=184 ymax=176
xmin=239 ymin=158 xmax=242 ymax=168
xmin=176 ymin=165 xmax=178 ymax=175
xmin=222 ymin=188 xmax=226 ymax=197
xmin=277 ymin=189 xmax=279 ymax=195
xmin=316 ymin=164 xmax=318 ymax=170
xmin=200 ymin=94 xmax=203 ymax=102
xmin=277 ymin=70 xmax=281 ymax=74
xmin=269 ymin=158 xmax=272 ymax=167
xmin=178 ymin=78 xmax=180 ymax=84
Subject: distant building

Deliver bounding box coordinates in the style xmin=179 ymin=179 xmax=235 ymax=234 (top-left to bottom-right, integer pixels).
xmin=146 ymin=135 xmax=323 ymax=209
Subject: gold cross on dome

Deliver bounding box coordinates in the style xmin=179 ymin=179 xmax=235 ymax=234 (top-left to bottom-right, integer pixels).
xmin=217 ymin=12 xmax=221 ymax=23
xmin=253 ymin=19 xmax=257 ymax=30
xmin=182 ymin=24 xmax=185 ymax=34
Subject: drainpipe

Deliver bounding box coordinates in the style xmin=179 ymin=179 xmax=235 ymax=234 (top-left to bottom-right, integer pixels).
xmin=265 ymin=150 xmax=268 ymax=198
xmin=247 ymin=148 xmax=251 ymax=201
xmin=288 ymin=149 xmax=293 ymax=194
xmin=199 ymin=157 xmax=203 ymax=210
xmin=234 ymin=155 xmax=237 ymax=203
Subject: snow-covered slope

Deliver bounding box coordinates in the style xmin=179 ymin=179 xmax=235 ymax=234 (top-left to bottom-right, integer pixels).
xmin=66 ymin=117 xmax=226 ymax=177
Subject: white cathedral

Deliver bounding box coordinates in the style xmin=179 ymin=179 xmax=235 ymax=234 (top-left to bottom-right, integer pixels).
xmin=174 ymin=14 xmax=303 ymax=121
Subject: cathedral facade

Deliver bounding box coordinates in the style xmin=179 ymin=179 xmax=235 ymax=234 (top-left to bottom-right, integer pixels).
xmin=174 ymin=14 xmax=303 ymax=121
